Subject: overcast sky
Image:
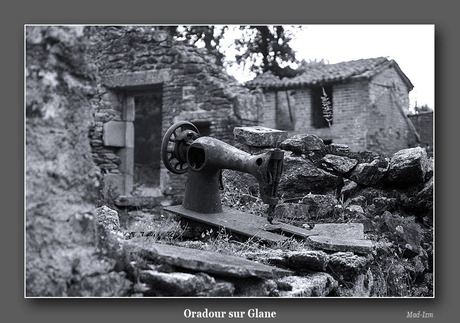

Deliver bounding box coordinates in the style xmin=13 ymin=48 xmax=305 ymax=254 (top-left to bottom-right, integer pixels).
xmin=224 ymin=24 xmax=435 ymax=110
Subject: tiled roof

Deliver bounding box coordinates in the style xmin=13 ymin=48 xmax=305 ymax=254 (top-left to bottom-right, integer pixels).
xmin=245 ymin=57 xmax=413 ymax=89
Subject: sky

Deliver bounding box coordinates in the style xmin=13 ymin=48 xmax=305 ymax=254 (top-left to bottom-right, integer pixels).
xmin=223 ymin=25 xmax=435 ymax=110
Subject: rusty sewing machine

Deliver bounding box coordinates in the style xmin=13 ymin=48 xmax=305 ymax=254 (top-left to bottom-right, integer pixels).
xmin=161 ymin=121 xmax=315 ymax=243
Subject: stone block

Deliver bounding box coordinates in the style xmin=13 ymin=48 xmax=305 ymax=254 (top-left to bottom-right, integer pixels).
xmin=125 ymin=241 xmax=291 ymax=279
xmin=102 ymin=173 xmax=124 ymax=198
xmin=101 ymin=70 xmax=172 ymax=89
xmin=233 ymin=126 xmax=288 ymax=148
xmin=125 ymin=122 xmax=134 ymax=148
xmin=123 ymin=96 xmax=135 ymax=121
xmin=118 ymin=148 xmax=134 ymax=175
xmin=280 ymin=134 xmax=325 ymax=154
xmin=103 ymin=121 xmax=125 ymax=147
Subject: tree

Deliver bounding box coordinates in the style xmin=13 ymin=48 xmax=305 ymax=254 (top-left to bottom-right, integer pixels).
xmin=234 ymin=25 xmax=302 ymax=78
xmin=159 ymin=25 xmax=303 ymax=79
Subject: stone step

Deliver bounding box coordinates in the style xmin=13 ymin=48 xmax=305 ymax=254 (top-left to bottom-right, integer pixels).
xmin=124 ymin=240 xmax=292 ymax=279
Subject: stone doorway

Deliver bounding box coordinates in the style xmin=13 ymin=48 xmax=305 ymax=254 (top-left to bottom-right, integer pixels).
xmin=132 ymin=91 xmax=163 ymax=196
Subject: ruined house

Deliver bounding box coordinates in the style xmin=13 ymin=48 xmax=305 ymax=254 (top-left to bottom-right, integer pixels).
xmin=245 ymin=57 xmax=420 ymax=156
xmin=87 ymin=27 xmax=261 ymax=205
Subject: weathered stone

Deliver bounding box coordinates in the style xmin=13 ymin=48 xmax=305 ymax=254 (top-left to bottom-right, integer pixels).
xmin=373 ymin=196 xmax=398 ymax=212
xmin=340 ymin=179 xmax=360 ymax=200
xmin=95 ymin=205 xmax=120 ymax=231
xmin=101 ymin=69 xmax=172 ymax=88
xmin=380 ymin=211 xmax=422 ymax=256
xmin=385 ymin=147 xmax=430 ymax=187
xmin=327 ymin=143 xmax=350 ymax=155
xmin=327 ymin=252 xmax=369 ymax=280
xmin=279 ymin=154 xmax=343 ymax=196
xmin=280 ymin=134 xmax=325 ymax=154
xmin=67 ymin=271 xmax=132 ymax=297
xmin=233 ymin=126 xmax=288 ymax=147
xmin=241 ymin=249 xmax=287 ymax=268
xmin=277 ymin=273 xmax=338 ymax=297
xmin=306 ymin=223 xmax=373 ymax=255
xmin=308 ymin=236 xmax=374 ymax=255
xmin=309 ymin=223 xmax=365 ymax=240
xmin=125 ymin=241 xmax=292 ymax=278
xmin=301 ymin=193 xmax=339 ymax=219
xmin=140 ymin=270 xmax=229 ymax=296
xmin=347 ymin=195 xmax=367 ymax=209
xmin=344 ymin=204 xmax=365 ymax=218
xmin=285 ymin=250 xmax=329 ymax=272
xmin=103 ymin=121 xmax=126 ymax=147
xmin=334 ymin=269 xmax=374 ymax=297
xmin=350 ymin=158 xmax=389 ymax=186
xmin=321 ymin=154 xmax=358 ymax=174
xmin=274 ymin=203 xmax=310 ymax=221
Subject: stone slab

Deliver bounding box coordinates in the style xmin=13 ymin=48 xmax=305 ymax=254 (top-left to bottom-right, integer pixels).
xmin=305 ymin=223 xmax=373 ymax=255
xmin=126 ymin=241 xmax=292 ymax=279
xmin=103 ymin=121 xmax=126 ymax=147
xmin=101 ymin=69 xmax=172 ymax=89
xmin=164 ymin=205 xmax=318 ymax=244
xmin=234 ymin=126 xmax=288 ymax=147
xmin=307 ymin=236 xmax=374 ymax=255
xmin=308 ymin=223 xmax=365 ymax=240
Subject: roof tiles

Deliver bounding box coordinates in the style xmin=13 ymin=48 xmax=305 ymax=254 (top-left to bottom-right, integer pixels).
xmin=245 ymin=57 xmax=413 ymax=89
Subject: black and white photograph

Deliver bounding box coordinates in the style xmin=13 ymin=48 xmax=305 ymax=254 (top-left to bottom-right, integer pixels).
xmin=25 ymin=24 xmax=435 ymax=300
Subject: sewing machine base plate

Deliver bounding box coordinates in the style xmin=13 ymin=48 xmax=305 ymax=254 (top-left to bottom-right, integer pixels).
xmin=164 ymin=205 xmax=318 ymax=244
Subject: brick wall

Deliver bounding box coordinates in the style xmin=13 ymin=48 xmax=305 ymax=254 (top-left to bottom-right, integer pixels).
xmin=260 ymin=81 xmax=370 ymax=148
xmin=331 ymin=81 xmax=370 ymax=150
xmin=367 ymin=67 xmax=415 ymax=155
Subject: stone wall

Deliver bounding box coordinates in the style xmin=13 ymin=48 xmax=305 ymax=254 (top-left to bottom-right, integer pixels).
xmin=25 ymin=26 xmax=133 ymax=296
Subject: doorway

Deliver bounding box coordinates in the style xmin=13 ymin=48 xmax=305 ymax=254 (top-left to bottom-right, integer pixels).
xmin=132 ymin=90 xmax=162 ymax=196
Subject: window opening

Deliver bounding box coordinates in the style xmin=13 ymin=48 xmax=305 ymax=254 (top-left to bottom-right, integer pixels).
xmin=192 ymin=120 xmax=211 ymax=137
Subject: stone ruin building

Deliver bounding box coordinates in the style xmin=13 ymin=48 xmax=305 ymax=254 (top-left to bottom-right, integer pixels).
xmin=87 ymin=26 xmax=262 ymax=206
xmin=246 ymin=57 xmax=427 ymax=156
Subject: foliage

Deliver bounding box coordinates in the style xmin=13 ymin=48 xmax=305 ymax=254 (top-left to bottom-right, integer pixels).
xmin=321 ymin=86 xmax=333 ymax=127
xmin=157 ymin=25 xmax=304 ymax=79
xmin=233 ymin=25 xmax=303 ymax=78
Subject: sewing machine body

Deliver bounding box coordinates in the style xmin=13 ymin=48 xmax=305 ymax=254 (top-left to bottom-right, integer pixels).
xmin=161 ymin=121 xmax=314 ymax=242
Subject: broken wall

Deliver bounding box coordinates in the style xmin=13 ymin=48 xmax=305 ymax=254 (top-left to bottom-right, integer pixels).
xmin=259 ymin=81 xmax=370 ymax=149
xmin=25 ymin=26 xmax=132 ymax=296
xmin=86 ymin=26 xmax=262 ymax=199
xmin=257 ymin=67 xmax=415 ymax=156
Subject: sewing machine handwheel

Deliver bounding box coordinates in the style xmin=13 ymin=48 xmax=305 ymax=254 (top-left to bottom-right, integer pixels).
xmin=161 ymin=121 xmax=200 ymax=174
